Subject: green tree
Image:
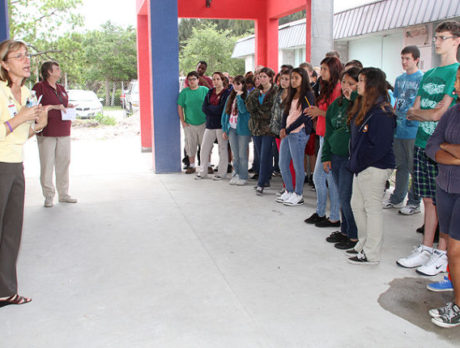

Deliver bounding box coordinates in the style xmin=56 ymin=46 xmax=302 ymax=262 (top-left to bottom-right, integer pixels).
xmin=180 ymin=24 xmax=245 ymax=76
xmin=83 ymin=22 xmax=138 ymax=105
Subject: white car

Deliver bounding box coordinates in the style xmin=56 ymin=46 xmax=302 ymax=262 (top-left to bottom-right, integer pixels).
xmin=68 ymin=90 xmax=104 ymax=118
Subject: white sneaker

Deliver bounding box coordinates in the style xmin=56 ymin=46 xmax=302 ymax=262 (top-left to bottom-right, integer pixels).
xmin=382 ymin=199 xmax=404 ymax=209
xmin=396 ymin=245 xmax=432 ymax=268
xmin=229 ymin=175 xmax=239 ymax=185
xmin=276 ymin=191 xmax=291 ymax=203
xmin=283 ymin=193 xmax=304 ymax=206
xmin=416 ymin=249 xmax=448 ymax=276
xmin=235 ymin=179 xmax=247 ymax=186
xmin=399 ymin=204 xmax=421 ymax=215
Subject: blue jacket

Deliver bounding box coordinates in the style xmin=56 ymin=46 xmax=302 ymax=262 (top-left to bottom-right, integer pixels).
xmin=202 ymin=87 xmax=230 ymax=129
xmin=221 ymin=94 xmax=251 ymax=136
xmin=347 ymin=100 xmax=396 ymax=174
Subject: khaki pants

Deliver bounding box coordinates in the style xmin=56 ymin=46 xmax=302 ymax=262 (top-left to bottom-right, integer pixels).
xmin=351 ymin=167 xmax=392 ymax=262
xmin=199 ymin=129 xmax=228 ymax=177
xmin=37 ymin=136 xmax=71 ymax=200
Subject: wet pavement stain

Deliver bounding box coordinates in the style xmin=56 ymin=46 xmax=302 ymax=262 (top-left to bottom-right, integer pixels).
xmin=378 ymin=277 xmax=460 ymax=343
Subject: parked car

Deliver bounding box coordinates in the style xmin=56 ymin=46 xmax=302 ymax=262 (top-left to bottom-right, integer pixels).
xmin=68 ymin=90 xmax=104 ymax=118
xmin=125 ymin=80 xmax=139 ymax=114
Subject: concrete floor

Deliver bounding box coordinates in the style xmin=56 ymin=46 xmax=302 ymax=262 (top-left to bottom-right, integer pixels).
xmin=1 ymin=132 xmax=459 ymax=347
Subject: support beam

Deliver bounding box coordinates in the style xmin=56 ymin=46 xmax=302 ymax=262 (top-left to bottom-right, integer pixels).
xmin=0 ymin=0 xmax=9 ymax=42
xmin=305 ymin=0 xmax=312 ymax=62
xmin=255 ymin=17 xmax=279 ymax=70
xmin=136 ymin=13 xmax=152 ymax=151
xmin=149 ymin=0 xmax=181 ymax=173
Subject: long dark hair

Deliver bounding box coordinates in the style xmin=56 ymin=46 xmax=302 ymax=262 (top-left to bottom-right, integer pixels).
xmin=347 ymin=67 xmax=392 ymax=126
xmin=317 ymin=57 xmax=343 ymax=106
xmin=225 ymin=75 xmax=247 ymax=115
xmin=284 ymin=68 xmax=314 ymax=115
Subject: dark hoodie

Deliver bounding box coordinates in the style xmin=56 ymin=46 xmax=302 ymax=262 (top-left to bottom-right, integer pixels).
xmin=347 ymin=98 xmax=396 ymax=174
xmin=202 ymin=87 xmax=230 ymax=129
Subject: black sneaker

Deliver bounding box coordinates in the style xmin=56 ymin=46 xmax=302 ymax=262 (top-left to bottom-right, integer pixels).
xmin=347 ymin=253 xmax=379 ymax=265
xmin=315 ymin=219 xmax=341 ymax=228
xmin=326 ymin=231 xmax=348 ymax=243
xmin=346 ymin=249 xmax=359 ymax=255
xmin=304 ymin=213 xmax=326 ymax=224
xmin=416 ymin=224 xmax=424 ymax=233
xmin=335 ymin=239 xmax=358 ymax=250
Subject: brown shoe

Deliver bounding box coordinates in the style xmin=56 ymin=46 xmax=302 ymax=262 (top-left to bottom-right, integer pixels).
xmin=185 ymin=167 xmax=196 ymax=174
xmin=208 ymin=166 xmax=213 ymax=174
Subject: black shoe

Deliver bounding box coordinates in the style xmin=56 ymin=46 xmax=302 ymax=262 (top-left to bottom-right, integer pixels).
xmin=304 ymin=213 xmax=326 ymax=224
xmin=248 ymin=167 xmax=255 ymax=173
xmin=315 ymin=219 xmax=341 ymax=228
xmin=416 ymin=224 xmax=424 ymax=233
xmin=346 ymin=249 xmax=359 ymax=255
xmin=227 ymin=164 xmax=233 ymax=174
xmin=348 ymin=253 xmax=379 ymax=265
xmin=335 ymin=239 xmax=358 ymax=250
xmin=251 ymin=173 xmax=259 ymax=180
xmin=326 ymin=231 xmax=348 ymax=243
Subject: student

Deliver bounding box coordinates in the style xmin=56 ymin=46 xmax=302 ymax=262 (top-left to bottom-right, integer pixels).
xmin=304 ymin=57 xmax=343 ymax=227
xmin=383 ymin=46 xmax=423 ymax=214
xmin=270 ymin=69 xmax=293 ymax=193
xmin=177 ymin=71 xmax=209 ymax=174
xmin=277 ymin=68 xmax=315 ymax=206
xmin=184 ymin=61 xmax=213 ymax=89
xmin=196 ymin=72 xmax=230 ymax=180
xmin=221 ymin=75 xmax=251 ymax=185
xmin=322 ymin=67 xmax=360 ymax=250
xmin=245 ymin=67 xmax=277 ymax=195
xmin=346 ymin=67 xmax=396 ymax=264
xmin=426 ymin=65 xmax=460 ymax=328
xmin=397 ymin=21 xmax=459 ymax=276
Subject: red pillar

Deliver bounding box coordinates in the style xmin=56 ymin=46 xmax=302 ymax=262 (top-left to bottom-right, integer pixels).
xmin=305 ymin=0 xmax=312 ymax=62
xmin=255 ymin=16 xmax=279 ymax=70
xmin=137 ymin=12 xmax=153 ymax=151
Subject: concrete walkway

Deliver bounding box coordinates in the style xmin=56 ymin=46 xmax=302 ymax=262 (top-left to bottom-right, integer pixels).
xmin=1 ymin=130 xmax=459 ymax=347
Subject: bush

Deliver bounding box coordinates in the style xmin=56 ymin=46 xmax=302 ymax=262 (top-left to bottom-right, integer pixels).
xmin=94 ymin=113 xmax=117 ymax=126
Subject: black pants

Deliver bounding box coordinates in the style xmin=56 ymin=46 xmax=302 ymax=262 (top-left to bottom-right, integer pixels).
xmin=0 ymin=162 xmax=25 ymax=297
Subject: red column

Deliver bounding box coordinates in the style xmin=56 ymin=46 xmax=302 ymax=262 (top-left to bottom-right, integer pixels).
xmin=136 ymin=13 xmax=153 ymax=151
xmin=305 ymin=0 xmax=312 ymax=62
xmin=255 ymin=16 xmax=279 ymax=70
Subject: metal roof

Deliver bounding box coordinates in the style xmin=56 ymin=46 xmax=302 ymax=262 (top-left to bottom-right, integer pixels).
xmin=334 ymin=0 xmax=460 ymax=39
xmin=232 ymin=0 xmax=460 ymax=58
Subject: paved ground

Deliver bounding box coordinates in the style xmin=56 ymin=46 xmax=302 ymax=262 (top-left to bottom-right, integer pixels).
xmin=1 ymin=117 xmax=459 ymax=347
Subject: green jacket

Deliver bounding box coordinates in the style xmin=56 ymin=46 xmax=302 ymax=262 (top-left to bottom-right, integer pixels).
xmin=322 ymin=92 xmax=357 ymax=162
xmin=245 ymin=86 xmax=277 ymax=136
xmin=269 ymin=87 xmax=286 ymax=137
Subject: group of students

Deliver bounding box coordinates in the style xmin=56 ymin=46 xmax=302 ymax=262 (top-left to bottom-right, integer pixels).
xmin=178 ymin=20 xmax=460 ymax=328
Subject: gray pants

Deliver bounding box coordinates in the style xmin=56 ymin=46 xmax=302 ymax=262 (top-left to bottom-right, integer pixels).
xmin=198 ymin=129 xmax=228 ymax=177
xmin=390 ymin=138 xmax=420 ymax=206
xmin=0 ymin=162 xmax=25 ymax=297
xmin=37 ymin=136 xmax=71 ymax=200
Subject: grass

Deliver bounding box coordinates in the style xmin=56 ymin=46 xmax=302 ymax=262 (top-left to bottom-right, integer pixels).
xmin=103 ymin=106 xmax=123 ymax=112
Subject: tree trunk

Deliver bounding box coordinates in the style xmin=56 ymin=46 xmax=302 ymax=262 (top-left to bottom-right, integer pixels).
xmin=111 ymin=82 xmax=116 ymax=106
xmin=105 ymin=80 xmax=110 ymax=106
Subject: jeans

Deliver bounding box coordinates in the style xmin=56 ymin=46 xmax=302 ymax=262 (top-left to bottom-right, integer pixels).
xmin=253 ymin=135 xmax=273 ymax=187
xmin=331 ymin=154 xmax=357 ymax=239
xmin=228 ymin=128 xmax=250 ymax=180
xmin=313 ymin=137 xmax=340 ymax=221
xmin=390 ymin=138 xmax=420 ymax=206
xmin=279 ymin=131 xmax=309 ymax=195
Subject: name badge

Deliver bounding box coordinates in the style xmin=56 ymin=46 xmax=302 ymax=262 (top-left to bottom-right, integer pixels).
xmin=8 ymin=103 xmax=18 ymax=118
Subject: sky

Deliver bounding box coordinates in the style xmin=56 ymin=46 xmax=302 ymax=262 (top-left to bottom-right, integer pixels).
xmin=79 ymin=0 xmax=377 ymax=30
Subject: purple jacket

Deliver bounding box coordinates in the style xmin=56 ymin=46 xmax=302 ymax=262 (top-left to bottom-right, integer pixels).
xmin=426 ymin=104 xmax=460 ymax=194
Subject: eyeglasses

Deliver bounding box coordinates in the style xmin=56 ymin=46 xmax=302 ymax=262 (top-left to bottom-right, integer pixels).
xmin=188 ymin=77 xmax=198 ymax=81
xmin=432 ymin=35 xmax=456 ymax=42
xmin=6 ymin=53 xmax=31 ymax=61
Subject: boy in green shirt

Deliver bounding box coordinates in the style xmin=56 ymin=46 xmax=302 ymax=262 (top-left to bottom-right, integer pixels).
xmin=177 ymin=71 xmax=209 ymax=174
xmin=397 ymin=21 xmax=460 ymax=277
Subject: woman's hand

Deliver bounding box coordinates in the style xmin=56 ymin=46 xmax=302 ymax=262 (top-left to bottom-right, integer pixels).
xmin=304 ymin=106 xmax=323 ymax=119
xmin=280 ymin=129 xmax=286 ymax=139
xmin=323 ymin=161 xmax=331 ymax=174
xmin=17 ymin=105 xmax=40 ymax=124
xmin=222 ymin=132 xmax=228 ymax=141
